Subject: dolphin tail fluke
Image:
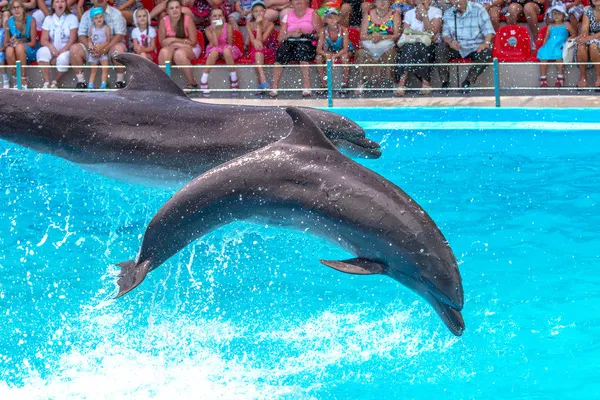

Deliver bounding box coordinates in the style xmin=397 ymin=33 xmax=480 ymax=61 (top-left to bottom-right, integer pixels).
xmin=115 ymin=260 xmax=151 ymax=298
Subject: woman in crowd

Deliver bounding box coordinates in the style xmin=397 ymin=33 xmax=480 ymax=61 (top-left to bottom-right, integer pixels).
xmin=36 ymin=0 xmax=79 ymax=88
xmin=5 ymin=0 xmax=38 ymax=89
xmin=395 ymin=0 xmax=441 ymax=96
xmin=269 ymin=0 xmax=323 ymax=97
xmin=576 ymin=0 xmax=600 ymax=89
xmin=355 ymin=0 xmax=400 ymax=94
xmin=158 ymin=0 xmax=201 ymax=89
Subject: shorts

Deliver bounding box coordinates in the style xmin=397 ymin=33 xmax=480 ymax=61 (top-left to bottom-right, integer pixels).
xmin=0 ymin=51 xmax=5 ymax=63
xmin=88 ymin=54 xmax=109 ymax=63
xmin=275 ymin=37 xmax=316 ymax=64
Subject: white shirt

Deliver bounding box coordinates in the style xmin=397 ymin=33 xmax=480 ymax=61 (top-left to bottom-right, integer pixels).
xmin=403 ymin=6 xmax=443 ymax=32
xmin=42 ymin=13 xmax=79 ymax=50
xmin=131 ymin=26 xmax=156 ymax=47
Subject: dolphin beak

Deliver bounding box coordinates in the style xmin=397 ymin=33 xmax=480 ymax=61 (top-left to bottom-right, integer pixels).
xmin=426 ymin=292 xmax=465 ymax=336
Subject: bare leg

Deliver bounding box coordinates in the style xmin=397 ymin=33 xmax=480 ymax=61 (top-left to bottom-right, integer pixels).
xmin=300 ymin=61 xmax=311 ymax=92
xmin=523 ymin=2 xmax=540 ymax=40
xmin=505 ymin=3 xmax=523 ymax=25
xmin=203 ymin=50 xmax=220 ymax=74
xmin=576 ymin=44 xmax=588 ymax=87
xmin=254 ymin=52 xmax=267 ymax=84
xmin=100 ymin=59 xmax=109 ymax=84
xmin=272 ymin=63 xmax=283 ymax=89
xmin=39 ymin=61 xmax=52 ymax=83
xmin=89 ymin=64 xmax=98 ymax=85
xmin=591 ymin=43 xmax=600 ymax=86
xmin=174 ymin=48 xmax=197 ymax=85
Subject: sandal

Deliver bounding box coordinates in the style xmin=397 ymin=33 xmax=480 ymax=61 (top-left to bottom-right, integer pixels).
xmin=394 ymin=86 xmax=405 ymax=97
xmin=50 ymin=81 xmax=58 ymax=89
xmin=555 ymin=75 xmax=565 ymax=88
xmin=419 ymin=84 xmax=432 ymax=96
xmin=539 ymin=77 xmax=548 ymax=88
xmin=185 ymin=82 xmax=199 ymax=90
xmin=302 ymin=90 xmax=312 ymax=98
xmin=268 ymin=89 xmax=279 ymax=98
xmin=230 ymin=78 xmax=239 ymax=90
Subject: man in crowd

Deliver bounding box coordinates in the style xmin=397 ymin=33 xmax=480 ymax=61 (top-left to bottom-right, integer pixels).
xmin=69 ymin=0 xmax=128 ymax=89
xmin=435 ymin=0 xmax=495 ymax=91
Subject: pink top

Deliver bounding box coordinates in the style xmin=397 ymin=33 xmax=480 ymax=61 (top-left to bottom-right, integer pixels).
xmin=163 ymin=14 xmax=191 ymax=38
xmin=285 ymin=8 xmax=315 ymax=33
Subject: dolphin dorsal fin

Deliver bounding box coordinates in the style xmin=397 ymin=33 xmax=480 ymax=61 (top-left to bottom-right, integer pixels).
xmin=114 ymin=53 xmax=188 ymax=98
xmin=283 ymin=107 xmax=338 ymax=151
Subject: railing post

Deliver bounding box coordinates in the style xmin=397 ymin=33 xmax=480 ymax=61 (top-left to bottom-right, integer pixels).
xmin=165 ymin=61 xmax=171 ymax=77
xmin=493 ymin=58 xmax=500 ymax=108
xmin=16 ymin=61 xmax=22 ymax=90
xmin=326 ymin=59 xmax=333 ymax=108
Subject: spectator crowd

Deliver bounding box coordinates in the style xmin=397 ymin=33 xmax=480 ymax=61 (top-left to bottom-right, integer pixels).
xmin=0 ymin=0 xmax=599 ymax=93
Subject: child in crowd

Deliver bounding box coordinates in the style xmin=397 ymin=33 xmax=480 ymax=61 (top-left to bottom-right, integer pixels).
xmin=229 ymin=0 xmax=253 ymax=30
xmin=0 ymin=16 xmax=8 ymax=89
xmin=131 ymin=8 xmax=157 ymax=62
xmin=87 ymin=7 xmax=110 ymax=89
xmin=537 ymin=3 xmax=576 ymax=87
xmin=246 ymin=0 xmax=276 ymax=93
xmin=315 ymin=8 xmax=353 ymax=91
xmin=547 ymin=0 xmax=584 ymax=33
xmin=201 ymin=7 xmax=242 ymax=97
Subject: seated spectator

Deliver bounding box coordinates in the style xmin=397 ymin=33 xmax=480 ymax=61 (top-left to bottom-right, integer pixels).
xmin=200 ymin=7 xmax=241 ymax=96
xmin=505 ymin=0 xmax=544 ymax=40
xmin=77 ymin=0 xmax=95 ymax=20
xmin=158 ymin=0 xmax=200 ymax=88
xmin=151 ymin=0 xmax=216 ymax=25
xmin=547 ymin=0 xmax=584 ymax=33
xmin=355 ymin=0 xmax=400 ymax=94
xmin=435 ymin=0 xmax=494 ymax=90
xmin=228 ymin=0 xmax=253 ymax=30
xmin=537 ymin=3 xmax=575 ymax=87
xmin=5 ymin=0 xmax=38 ymax=89
xmin=112 ymin=0 xmax=144 ymax=25
xmin=395 ymin=0 xmax=441 ymax=96
xmin=36 ymin=0 xmax=79 ymax=89
xmin=0 ymin=12 xmax=8 ymax=88
xmin=313 ymin=0 xmax=352 ymax=26
xmin=269 ymin=0 xmax=323 ymax=97
xmin=70 ymin=0 xmax=127 ymax=89
xmin=473 ymin=0 xmax=504 ymax=32
xmin=246 ymin=0 xmax=277 ymax=93
xmin=263 ymin=0 xmax=290 ymax=22
xmin=315 ymin=8 xmax=353 ymax=91
xmin=131 ymin=8 xmax=157 ymax=61
xmin=576 ymin=0 xmax=600 ymax=89
xmin=31 ymin=0 xmax=52 ymax=28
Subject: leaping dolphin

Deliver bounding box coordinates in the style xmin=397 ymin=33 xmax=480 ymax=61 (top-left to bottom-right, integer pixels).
xmin=0 ymin=54 xmax=380 ymax=188
xmin=115 ymin=107 xmax=465 ymax=336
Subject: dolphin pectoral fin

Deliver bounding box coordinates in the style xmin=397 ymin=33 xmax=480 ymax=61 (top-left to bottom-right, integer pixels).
xmin=115 ymin=259 xmax=151 ymax=299
xmin=320 ymin=258 xmax=385 ymax=275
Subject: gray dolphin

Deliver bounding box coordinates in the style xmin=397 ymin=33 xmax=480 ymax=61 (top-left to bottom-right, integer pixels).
xmin=0 ymin=54 xmax=380 ymax=187
xmin=115 ymin=107 xmax=465 ymax=336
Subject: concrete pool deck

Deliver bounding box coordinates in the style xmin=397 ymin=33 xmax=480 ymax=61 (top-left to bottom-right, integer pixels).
xmin=195 ymin=95 xmax=600 ymax=108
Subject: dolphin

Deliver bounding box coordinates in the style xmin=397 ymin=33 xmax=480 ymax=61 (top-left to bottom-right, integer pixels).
xmin=115 ymin=107 xmax=465 ymax=336
xmin=0 ymin=54 xmax=380 ymax=188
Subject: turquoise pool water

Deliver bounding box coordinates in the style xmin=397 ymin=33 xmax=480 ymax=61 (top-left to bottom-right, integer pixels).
xmin=1 ymin=108 xmax=599 ymax=398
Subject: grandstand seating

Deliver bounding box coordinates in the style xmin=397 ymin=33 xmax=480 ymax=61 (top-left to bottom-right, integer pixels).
xmin=492 ymin=25 xmax=536 ymax=62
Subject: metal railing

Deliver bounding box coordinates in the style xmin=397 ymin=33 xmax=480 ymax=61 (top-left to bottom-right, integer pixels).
xmin=12 ymin=59 xmax=600 ymax=108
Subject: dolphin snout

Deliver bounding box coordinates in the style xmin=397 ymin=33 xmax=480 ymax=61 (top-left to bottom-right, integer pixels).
xmin=420 ymin=276 xmax=463 ymax=311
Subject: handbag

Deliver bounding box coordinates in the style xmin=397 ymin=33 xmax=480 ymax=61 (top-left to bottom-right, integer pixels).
xmin=562 ymin=39 xmax=576 ymax=63
xmin=397 ymin=28 xmax=433 ymax=48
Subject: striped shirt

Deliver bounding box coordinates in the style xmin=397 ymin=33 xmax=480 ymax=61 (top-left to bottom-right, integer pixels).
xmin=442 ymin=1 xmax=495 ymax=58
